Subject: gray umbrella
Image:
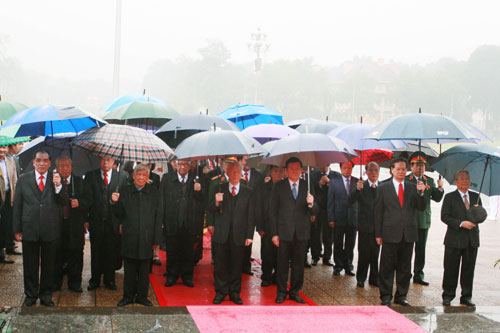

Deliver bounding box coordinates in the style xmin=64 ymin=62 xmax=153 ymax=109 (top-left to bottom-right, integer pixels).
xmin=295 ymin=119 xmax=345 ymax=134
xmin=174 ymin=130 xmax=265 ymax=160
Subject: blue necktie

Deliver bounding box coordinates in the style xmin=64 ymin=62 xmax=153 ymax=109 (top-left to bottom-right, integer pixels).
xmin=292 ymin=183 xmax=298 ymax=200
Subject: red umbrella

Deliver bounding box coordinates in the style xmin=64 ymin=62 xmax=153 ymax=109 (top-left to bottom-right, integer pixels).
xmin=351 ymin=149 xmax=393 ymax=165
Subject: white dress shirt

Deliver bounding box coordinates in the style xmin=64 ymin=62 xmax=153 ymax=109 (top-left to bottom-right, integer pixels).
xmin=229 ymin=182 xmax=240 ymax=195
xmin=101 ymin=169 xmax=112 ymax=183
xmin=288 ymin=179 xmax=300 ymax=193
xmin=392 ymin=178 xmax=405 ymax=194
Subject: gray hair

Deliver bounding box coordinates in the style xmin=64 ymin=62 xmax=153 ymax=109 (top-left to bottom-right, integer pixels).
xmin=365 ymin=161 xmax=380 ymax=171
xmin=55 ymin=155 xmax=72 ymax=164
xmin=454 ymin=170 xmax=470 ymax=181
xmin=133 ymin=163 xmax=150 ymax=175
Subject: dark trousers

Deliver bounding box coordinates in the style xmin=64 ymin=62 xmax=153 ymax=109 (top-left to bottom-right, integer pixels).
xmin=276 ymin=236 xmax=307 ymax=296
xmin=356 ymin=232 xmax=380 ymax=284
xmin=379 ymin=240 xmax=414 ymax=302
xmin=165 ymin=230 xmax=195 ymax=281
xmin=333 ymin=225 xmax=357 ymax=271
xmin=89 ymin=228 xmax=117 ymax=286
xmin=55 ymin=243 xmax=84 ymax=290
xmin=242 ymin=241 xmax=253 ymax=273
xmin=123 ymin=257 xmax=151 ymax=301
xmin=213 ymin=236 xmax=245 ymax=296
xmin=413 ymin=228 xmax=428 ymax=281
xmin=320 ymin=210 xmax=333 ymax=262
xmin=308 ymin=217 xmax=322 ymax=261
xmin=22 ymin=240 xmax=57 ymax=301
xmin=442 ymin=246 xmax=478 ymax=302
xmin=0 ymin=191 xmax=14 ymax=254
xmin=260 ymin=232 xmax=277 ymax=282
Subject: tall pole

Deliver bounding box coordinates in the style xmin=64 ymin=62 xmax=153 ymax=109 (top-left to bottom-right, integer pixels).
xmin=248 ymin=28 xmax=269 ymax=104
xmin=112 ymin=0 xmax=123 ymax=98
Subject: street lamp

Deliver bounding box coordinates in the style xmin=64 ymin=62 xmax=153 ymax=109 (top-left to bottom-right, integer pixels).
xmin=247 ymin=28 xmax=270 ymax=103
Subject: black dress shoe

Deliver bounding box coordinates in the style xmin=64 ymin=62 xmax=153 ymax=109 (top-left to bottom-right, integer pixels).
xmin=322 ymin=261 xmax=334 ymax=267
xmin=213 ymin=294 xmax=225 ymax=304
xmin=356 ymin=281 xmax=364 ymax=288
xmin=261 ymin=280 xmax=272 ymax=287
xmin=345 ymin=270 xmax=355 ymax=276
xmin=136 ymin=298 xmax=153 ymax=306
xmin=442 ymin=299 xmax=451 ymax=306
xmin=369 ymin=281 xmax=379 ymax=288
xmin=304 ymin=262 xmax=312 ymax=268
xmin=289 ymin=294 xmax=306 ymax=304
xmin=152 ymin=258 xmax=162 ymax=266
xmin=165 ymin=278 xmax=176 ymax=287
xmin=381 ymin=299 xmax=391 ymax=306
xmin=23 ymin=298 xmax=37 ymax=307
xmin=460 ymin=300 xmax=475 ymax=307
xmin=275 ymin=294 xmax=287 ymax=304
xmin=40 ymin=298 xmax=55 ymax=307
xmin=87 ymin=283 xmax=100 ymax=291
xmin=312 ymin=259 xmax=319 ymax=266
xmin=117 ymin=298 xmax=134 ymax=307
xmin=183 ymin=279 xmax=194 ymax=288
xmin=105 ymin=283 xmax=117 ymax=291
xmin=6 ymin=250 xmax=22 ymax=255
xmin=333 ymin=269 xmax=341 ymax=276
xmin=242 ymin=269 xmax=254 ymax=276
xmin=394 ymin=299 xmax=410 ymax=306
xmin=230 ymin=294 xmax=243 ymax=305
xmin=69 ymin=286 xmax=83 ymax=293
xmin=414 ymin=279 xmax=430 ymax=286
xmin=0 ymin=258 xmax=14 ymax=264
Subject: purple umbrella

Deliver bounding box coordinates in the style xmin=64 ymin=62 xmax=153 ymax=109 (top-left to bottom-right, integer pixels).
xmin=328 ymin=123 xmax=406 ymax=151
xmin=241 ymin=124 xmax=299 ymax=144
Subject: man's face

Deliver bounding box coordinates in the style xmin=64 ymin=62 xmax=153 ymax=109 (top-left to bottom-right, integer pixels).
xmin=366 ymin=165 xmax=380 ymax=183
xmin=177 ymin=161 xmax=190 ymax=176
xmin=391 ymin=162 xmax=407 ymax=182
xmin=0 ymin=146 xmax=8 ymax=159
xmin=411 ymin=162 xmax=425 ymax=177
xmin=340 ymin=162 xmax=353 ymax=177
xmin=270 ymin=167 xmax=284 ymax=183
xmin=456 ymin=173 xmax=471 ymax=192
xmin=56 ymin=159 xmax=72 ymax=179
xmin=33 ymin=152 xmax=51 ymax=174
xmin=287 ymin=162 xmax=302 ymax=182
xmin=226 ymin=162 xmax=241 ymax=184
xmin=133 ymin=170 xmax=150 ymax=188
xmin=100 ymin=157 xmax=115 ymax=172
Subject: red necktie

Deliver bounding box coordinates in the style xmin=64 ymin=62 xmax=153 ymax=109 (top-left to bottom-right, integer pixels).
xmin=398 ymin=183 xmax=404 ymax=207
xmin=38 ymin=175 xmax=45 ymax=192
xmin=231 ymin=186 xmax=237 ymax=196
xmin=103 ymin=172 xmax=109 ymax=186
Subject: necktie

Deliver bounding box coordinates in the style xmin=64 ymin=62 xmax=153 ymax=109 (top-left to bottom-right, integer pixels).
xmin=292 ymin=183 xmax=298 ymax=200
xmin=371 ymin=183 xmax=377 ymax=189
xmin=181 ymin=176 xmax=186 ymax=184
xmin=38 ymin=175 xmax=45 ymax=192
xmin=345 ymin=178 xmax=350 ymax=193
xmin=398 ymin=183 xmax=404 ymax=207
xmin=231 ymin=186 xmax=237 ymax=196
xmin=464 ymin=194 xmax=470 ymax=210
xmin=103 ymin=172 xmax=109 ymax=186
xmin=244 ymin=171 xmax=249 ymax=183
xmin=62 ymin=178 xmax=70 ymax=219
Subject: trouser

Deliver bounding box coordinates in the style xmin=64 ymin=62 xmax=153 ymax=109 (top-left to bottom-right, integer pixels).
xmin=309 ymin=217 xmax=322 ymax=261
xmin=442 ymin=245 xmax=478 ymax=302
xmin=165 ymin=229 xmax=196 ymax=281
xmin=379 ymin=240 xmax=414 ymax=302
xmin=22 ymin=239 xmax=57 ymax=301
xmin=213 ymin=235 xmax=245 ymax=296
xmin=89 ymin=229 xmax=117 ymax=286
xmin=260 ymin=232 xmax=277 ymax=282
xmin=0 ymin=191 xmax=14 ymax=254
xmin=413 ymin=228 xmax=428 ymax=281
xmin=123 ymin=257 xmax=151 ymax=301
xmin=320 ymin=210 xmax=333 ymax=262
xmin=333 ymin=225 xmax=357 ymax=271
xmin=356 ymin=231 xmax=380 ymax=284
xmin=276 ymin=235 xmax=308 ymax=296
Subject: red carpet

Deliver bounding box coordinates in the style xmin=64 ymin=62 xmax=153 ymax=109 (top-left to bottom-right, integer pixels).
xmin=187 ymin=306 xmax=425 ymax=333
xmin=149 ymin=232 xmax=314 ymax=306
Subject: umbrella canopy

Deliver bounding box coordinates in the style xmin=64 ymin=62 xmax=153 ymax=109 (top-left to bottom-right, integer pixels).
xmin=73 ymin=124 xmax=174 ymax=163
xmin=19 ymin=136 xmax=100 ymax=176
xmin=174 ymin=130 xmax=265 ymax=160
xmin=261 ymin=133 xmax=357 ymax=168
xmin=104 ymin=101 xmax=179 ymax=130
xmin=0 ymin=135 xmax=30 ymax=147
xmin=295 ymin=119 xmax=345 ymax=134
xmin=286 ymin=118 xmax=319 ymax=129
xmin=242 ymin=124 xmax=299 ymax=144
xmin=218 ymin=104 xmax=283 ymax=129
xmin=104 ymin=94 xmax=167 ymax=112
xmin=0 ymin=100 xmax=28 ymax=122
xmin=431 ymin=144 xmax=500 ymax=196
xmin=365 ymin=112 xmax=482 ymax=143
xmin=328 ymin=123 xmax=406 ymax=151
xmin=1 ymin=105 xmax=106 ymax=137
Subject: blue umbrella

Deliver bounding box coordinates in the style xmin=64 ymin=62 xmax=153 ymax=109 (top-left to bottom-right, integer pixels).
xmin=1 ymin=105 xmax=106 ymax=137
xmin=104 ymin=94 xmax=167 ymax=112
xmin=328 ymin=123 xmax=406 ymax=151
xmin=218 ymin=104 xmax=283 ymax=130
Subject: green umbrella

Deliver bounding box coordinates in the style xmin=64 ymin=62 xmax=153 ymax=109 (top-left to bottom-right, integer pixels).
xmin=0 ymin=135 xmax=30 ymax=147
xmin=104 ymin=101 xmax=179 ymax=131
xmin=0 ymin=101 xmax=28 ymax=122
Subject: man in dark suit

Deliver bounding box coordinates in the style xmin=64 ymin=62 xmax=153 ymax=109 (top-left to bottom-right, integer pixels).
xmin=13 ymin=150 xmax=67 ymax=306
xmin=375 ymin=158 xmax=426 ymax=306
xmin=82 ymin=156 xmax=128 ymax=291
xmin=0 ymin=144 xmax=19 ymax=263
xmin=271 ymin=157 xmax=318 ymax=304
xmin=54 ymin=156 xmax=86 ymax=293
xmin=350 ymin=162 xmax=380 ymax=288
xmin=162 ymin=159 xmax=204 ymax=287
xmin=441 ymin=170 xmax=482 ymax=307
xmin=328 ymin=161 xmax=358 ymax=276
xmin=257 ymin=165 xmax=284 ymax=286
xmin=208 ymin=157 xmax=255 ymax=305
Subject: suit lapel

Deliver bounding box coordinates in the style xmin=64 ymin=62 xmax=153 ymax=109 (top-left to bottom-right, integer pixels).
xmin=31 ymin=171 xmax=42 ymax=200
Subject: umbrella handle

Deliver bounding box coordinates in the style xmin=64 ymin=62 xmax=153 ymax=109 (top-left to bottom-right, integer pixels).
xmin=307 ymin=165 xmax=310 ymax=194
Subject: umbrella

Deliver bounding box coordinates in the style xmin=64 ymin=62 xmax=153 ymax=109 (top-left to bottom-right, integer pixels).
xmin=218 ymin=104 xmax=283 ymax=130
xmin=0 ymin=135 xmax=30 ymax=147
xmin=104 ymin=94 xmax=167 ymax=112
xmin=242 ymin=124 xmax=299 ymax=144
xmin=295 ymin=119 xmax=345 ymax=134
xmin=431 ymin=144 xmax=500 ymax=197
xmin=104 ymin=101 xmax=179 ymax=131
xmin=0 ymin=99 xmax=28 ymax=122
xmin=73 ymin=124 xmax=174 ymax=163
xmin=155 ymin=114 xmax=239 ymax=148
xmin=18 ymin=136 xmax=100 ymax=176
xmin=174 ymin=130 xmax=265 ymax=161
xmin=286 ymin=118 xmax=319 ymax=129
xmin=1 ymin=105 xmax=106 ymax=137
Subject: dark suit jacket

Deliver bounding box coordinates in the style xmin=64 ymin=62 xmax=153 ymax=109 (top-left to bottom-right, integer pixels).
xmin=13 ymin=171 xmax=67 ymax=242
xmin=312 ymin=170 xmax=338 ymax=211
xmin=270 ymin=178 xmax=319 ymax=242
xmin=327 ymin=174 xmax=358 ymax=227
xmin=161 ymin=172 xmax=204 ymax=236
xmin=209 ymin=182 xmax=255 ymax=246
xmin=441 ymin=190 xmax=482 ymax=249
xmin=242 ymin=168 xmax=264 ymax=224
xmin=374 ymin=180 xmax=426 ymax=243
xmin=62 ymin=175 xmax=86 ymax=249
xmin=349 ymin=180 xmax=378 ymax=234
